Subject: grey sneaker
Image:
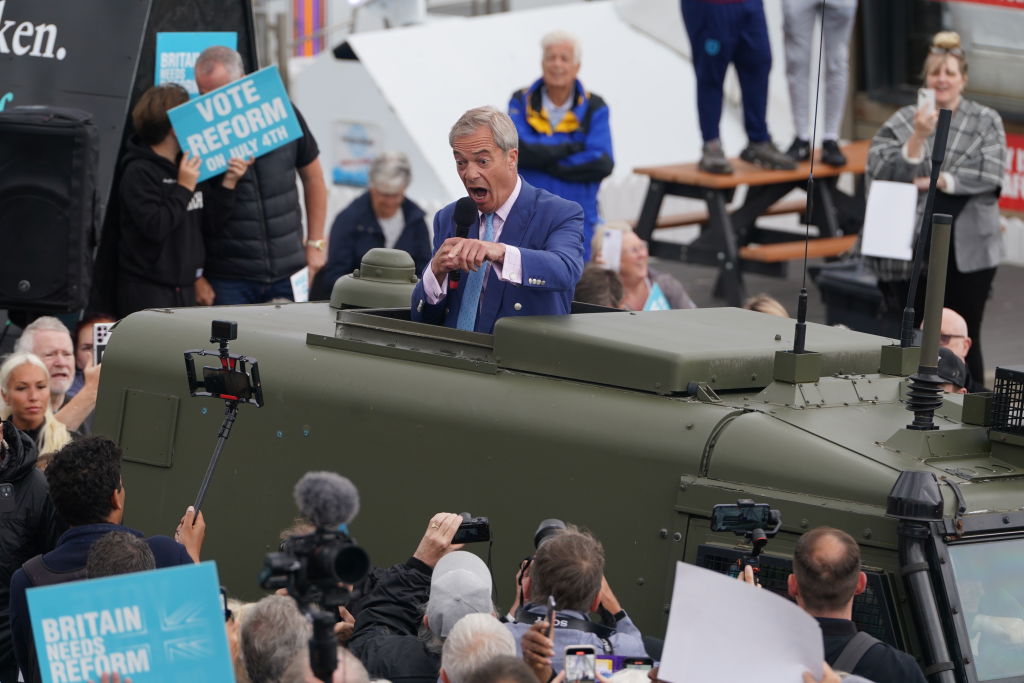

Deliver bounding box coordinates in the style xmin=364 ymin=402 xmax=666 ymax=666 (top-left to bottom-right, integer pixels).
xmin=740 ymin=141 xmax=797 ymax=170
xmin=699 ymin=139 xmax=734 ymax=174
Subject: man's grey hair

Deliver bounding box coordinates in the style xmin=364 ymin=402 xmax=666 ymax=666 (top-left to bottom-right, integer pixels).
xmin=195 ymin=45 xmax=245 ymax=80
xmin=14 ymin=316 xmax=70 ymax=354
xmin=541 ymin=30 xmax=581 ymax=65
xmin=240 ymin=595 xmax=310 ymax=683
xmin=334 ymin=647 xmax=371 ymax=683
xmin=440 ymin=613 xmax=516 ymax=683
xmin=86 ymin=531 xmax=156 ymax=578
xmin=369 ymin=151 xmax=412 ymax=194
xmin=449 ymin=107 xmax=518 ymax=154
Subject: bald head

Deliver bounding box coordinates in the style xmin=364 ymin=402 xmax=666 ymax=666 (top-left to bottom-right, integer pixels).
xmin=790 ymin=527 xmax=863 ymax=615
xmin=939 ymin=308 xmax=971 ymax=361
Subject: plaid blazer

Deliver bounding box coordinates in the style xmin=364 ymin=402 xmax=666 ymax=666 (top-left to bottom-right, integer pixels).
xmin=863 ymin=99 xmax=1006 ymax=281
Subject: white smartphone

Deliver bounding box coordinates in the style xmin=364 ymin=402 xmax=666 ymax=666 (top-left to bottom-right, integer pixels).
xmin=92 ymin=322 xmax=112 ymax=365
xmin=564 ymin=645 xmax=596 ymax=682
xmin=917 ymin=88 xmax=936 ymax=112
xmin=599 ymin=228 xmax=623 ymax=272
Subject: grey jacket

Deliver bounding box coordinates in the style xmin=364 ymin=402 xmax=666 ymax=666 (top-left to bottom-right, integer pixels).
xmin=506 ymin=604 xmax=648 ymax=672
xmin=864 ymin=99 xmax=1006 ymax=280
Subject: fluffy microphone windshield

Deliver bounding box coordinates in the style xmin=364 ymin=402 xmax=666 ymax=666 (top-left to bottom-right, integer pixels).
xmin=294 ymin=471 xmax=361 ymax=528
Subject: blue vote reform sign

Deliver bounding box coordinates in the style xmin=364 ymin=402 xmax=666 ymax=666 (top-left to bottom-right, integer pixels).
xmin=155 ymin=32 xmax=238 ymax=97
xmin=27 ymin=562 xmax=233 ymax=683
xmin=168 ymin=65 xmax=303 ymax=182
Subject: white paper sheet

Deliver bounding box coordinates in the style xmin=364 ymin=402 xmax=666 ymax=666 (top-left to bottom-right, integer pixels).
xmin=659 ymin=562 xmax=824 ymax=683
xmin=600 ymin=227 xmax=623 ymax=272
xmin=860 ymin=180 xmax=919 ymax=261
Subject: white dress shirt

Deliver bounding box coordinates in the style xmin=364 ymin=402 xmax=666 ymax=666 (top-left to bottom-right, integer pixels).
xmin=423 ymin=177 xmax=524 ymax=304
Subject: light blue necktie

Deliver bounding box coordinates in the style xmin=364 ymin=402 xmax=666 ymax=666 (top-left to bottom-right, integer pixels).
xmin=456 ymin=212 xmax=495 ymax=332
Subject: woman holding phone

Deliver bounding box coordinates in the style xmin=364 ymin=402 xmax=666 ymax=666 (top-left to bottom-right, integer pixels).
xmin=865 ymin=31 xmax=1006 ymax=385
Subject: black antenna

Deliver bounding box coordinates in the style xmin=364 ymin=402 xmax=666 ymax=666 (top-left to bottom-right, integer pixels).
xmin=792 ymin=0 xmax=828 ymax=355
xmin=899 ymin=108 xmax=953 ymax=347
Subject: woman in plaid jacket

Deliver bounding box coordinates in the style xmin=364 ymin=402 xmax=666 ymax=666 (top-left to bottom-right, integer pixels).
xmin=866 ymin=31 xmax=1006 ymax=386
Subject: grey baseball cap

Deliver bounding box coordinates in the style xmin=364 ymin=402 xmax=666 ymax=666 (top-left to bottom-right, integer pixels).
xmin=425 ymin=551 xmax=493 ymax=638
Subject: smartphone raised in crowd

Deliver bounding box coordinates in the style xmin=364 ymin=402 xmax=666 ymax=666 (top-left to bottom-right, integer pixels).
xmin=92 ymin=322 xmax=112 ymax=365
xmin=546 ymin=595 xmax=556 ymax=635
xmin=623 ymin=656 xmax=654 ymax=671
xmin=564 ymin=645 xmax=596 ymax=682
xmin=917 ymin=87 xmax=936 ymax=113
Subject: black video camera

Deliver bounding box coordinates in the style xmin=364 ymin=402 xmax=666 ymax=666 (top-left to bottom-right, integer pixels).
xmin=452 ymin=512 xmax=491 ymax=544
xmin=710 ymin=499 xmax=781 ymax=584
xmin=259 ymin=528 xmax=370 ymax=608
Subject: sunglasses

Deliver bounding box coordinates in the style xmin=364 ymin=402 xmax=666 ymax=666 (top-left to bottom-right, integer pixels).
xmin=930 ymin=46 xmax=964 ymax=58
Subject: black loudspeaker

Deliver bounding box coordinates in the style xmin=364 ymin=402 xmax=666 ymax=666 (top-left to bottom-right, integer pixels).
xmin=0 ymin=106 xmax=99 ymax=312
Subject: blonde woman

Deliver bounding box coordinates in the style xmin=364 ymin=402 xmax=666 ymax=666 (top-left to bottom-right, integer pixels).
xmin=0 ymin=352 xmax=73 ymax=469
xmin=591 ymin=222 xmax=696 ymax=311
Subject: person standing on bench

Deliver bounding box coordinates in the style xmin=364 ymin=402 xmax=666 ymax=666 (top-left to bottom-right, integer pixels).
xmin=679 ymin=0 xmax=796 ymax=174
xmin=782 ymin=0 xmax=858 ymax=166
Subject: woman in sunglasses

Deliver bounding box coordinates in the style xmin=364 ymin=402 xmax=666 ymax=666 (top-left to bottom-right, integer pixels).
xmin=865 ymin=31 xmax=1007 ymax=387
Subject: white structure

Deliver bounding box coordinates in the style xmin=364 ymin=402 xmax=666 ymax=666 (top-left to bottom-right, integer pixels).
xmin=291 ymin=0 xmax=801 ymax=235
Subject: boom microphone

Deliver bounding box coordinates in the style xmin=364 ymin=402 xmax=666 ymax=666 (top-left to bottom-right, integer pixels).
xmin=294 ymin=471 xmax=361 ymax=529
xmin=449 ymin=196 xmax=479 ymax=290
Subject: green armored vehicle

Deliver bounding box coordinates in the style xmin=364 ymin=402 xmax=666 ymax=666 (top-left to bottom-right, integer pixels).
xmin=96 ymin=250 xmax=1024 ymax=683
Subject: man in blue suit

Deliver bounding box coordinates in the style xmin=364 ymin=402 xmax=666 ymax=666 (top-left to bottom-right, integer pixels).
xmin=411 ymin=106 xmax=584 ymax=335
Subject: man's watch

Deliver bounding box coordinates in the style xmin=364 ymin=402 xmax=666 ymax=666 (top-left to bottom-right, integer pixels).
xmin=304 ymin=239 xmax=326 ymax=251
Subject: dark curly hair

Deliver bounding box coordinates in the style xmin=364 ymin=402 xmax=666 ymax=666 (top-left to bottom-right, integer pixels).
xmin=45 ymin=437 xmax=122 ymax=525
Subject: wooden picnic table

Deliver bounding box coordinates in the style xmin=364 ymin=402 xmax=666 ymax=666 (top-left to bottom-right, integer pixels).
xmin=633 ymin=140 xmax=868 ymax=306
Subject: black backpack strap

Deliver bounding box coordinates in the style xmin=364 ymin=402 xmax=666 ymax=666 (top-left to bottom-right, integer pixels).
xmin=832 ymin=631 xmax=881 ymax=674
xmin=22 ymin=554 xmax=88 ymax=587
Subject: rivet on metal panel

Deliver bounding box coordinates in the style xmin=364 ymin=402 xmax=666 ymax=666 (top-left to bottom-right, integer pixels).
xmin=671 ymin=532 xmax=682 ymax=542
xmin=863 ymin=529 xmax=872 ymax=539
xmin=663 ymin=603 xmax=671 ymax=613
xmin=774 ymin=334 xmax=782 ymax=341
xmin=800 ymin=519 xmax=809 ymax=529
xmin=686 ymin=423 xmax=694 ymax=430
xmin=275 ymin=431 xmax=284 ymax=438
xmin=636 ymin=577 xmax=645 ymax=586
xmin=751 ymin=373 xmax=757 ymax=381
xmin=659 ymin=529 xmax=668 ymax=539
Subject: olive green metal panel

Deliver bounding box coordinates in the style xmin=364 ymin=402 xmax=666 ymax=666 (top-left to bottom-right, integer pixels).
xmin=493 ymin=308 xmax=890 ymax=394
xmin=118 ymin=389 xmax=179 ymax=468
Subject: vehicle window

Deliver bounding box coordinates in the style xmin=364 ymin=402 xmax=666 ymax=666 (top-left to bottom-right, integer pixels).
xmin=949 ymin=540 xmax=1024 ymax=681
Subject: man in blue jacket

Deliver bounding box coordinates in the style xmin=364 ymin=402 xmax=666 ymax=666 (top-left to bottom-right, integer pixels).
xmin=411 ymin=106 xmax=584 ymax=335
xmin=509 ymin=31 xmax=613 ymax=260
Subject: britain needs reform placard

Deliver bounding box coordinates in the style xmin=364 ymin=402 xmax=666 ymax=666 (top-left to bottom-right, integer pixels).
xmin=167 ymin=65 xmax=303 ymax=182
xmin=27 ymin=561 xmax=233 ymax=683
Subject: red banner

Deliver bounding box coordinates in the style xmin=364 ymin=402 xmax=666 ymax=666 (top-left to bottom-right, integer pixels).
xmin=1003 ymin=133 xmax=1024 ymax=214
xmin=933 ymin=0 xmax=1024 ymax=8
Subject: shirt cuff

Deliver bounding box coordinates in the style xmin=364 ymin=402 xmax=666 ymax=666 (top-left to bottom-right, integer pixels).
xmin=941 ymin=172 xmax=956 ymax=194
xmin=494 ymin=245 xmax=522 ymax=284
xmin=423 ymin=266 xmax=447 ymax=305
xmin=901 ymin=141 xmax=925 ymax=164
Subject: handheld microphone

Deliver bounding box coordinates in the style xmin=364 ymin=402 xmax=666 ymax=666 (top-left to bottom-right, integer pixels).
xmin=449 ymin=196 xmax=478 ymax=290
xmin=294 ymin=471 xmax=360 ymax=529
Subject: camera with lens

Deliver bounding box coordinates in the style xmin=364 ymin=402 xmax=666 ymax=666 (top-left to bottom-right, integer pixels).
xmin=259 ymin=528 xmax=370 ymax=608
xmin=452 ymin=512 xmax=491 ymax=544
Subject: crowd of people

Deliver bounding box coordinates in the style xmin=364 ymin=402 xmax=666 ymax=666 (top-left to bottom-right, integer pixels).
xmin=0 ymin=430 xmax=941 ymax=683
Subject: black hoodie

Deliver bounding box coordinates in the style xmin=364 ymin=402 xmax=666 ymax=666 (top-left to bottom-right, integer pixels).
xmin=116 ymin=136 xmax=214 ymax=288
xmin=0 ymin=421 xmax=64 ymax=678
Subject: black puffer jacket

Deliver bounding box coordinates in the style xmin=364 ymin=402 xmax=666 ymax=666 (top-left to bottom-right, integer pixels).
xmin=348 ymin=558 xmax=440 ymax=683
xmin=0 ymin=422 xmax=64 ymax=680
xmin=201 ymin=106 xmax=319 ymax=283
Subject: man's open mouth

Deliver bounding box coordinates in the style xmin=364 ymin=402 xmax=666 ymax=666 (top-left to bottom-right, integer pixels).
xmin=469 ymin=186 xmax=488 ymax=200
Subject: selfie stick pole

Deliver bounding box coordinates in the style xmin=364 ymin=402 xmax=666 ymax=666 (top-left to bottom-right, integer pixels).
xmin=192 ymin=398 xmax=239 ymax=522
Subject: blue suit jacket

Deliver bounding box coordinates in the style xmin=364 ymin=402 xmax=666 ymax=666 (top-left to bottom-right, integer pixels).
xmin=411 ymin=180 xmax=584 ymax=334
